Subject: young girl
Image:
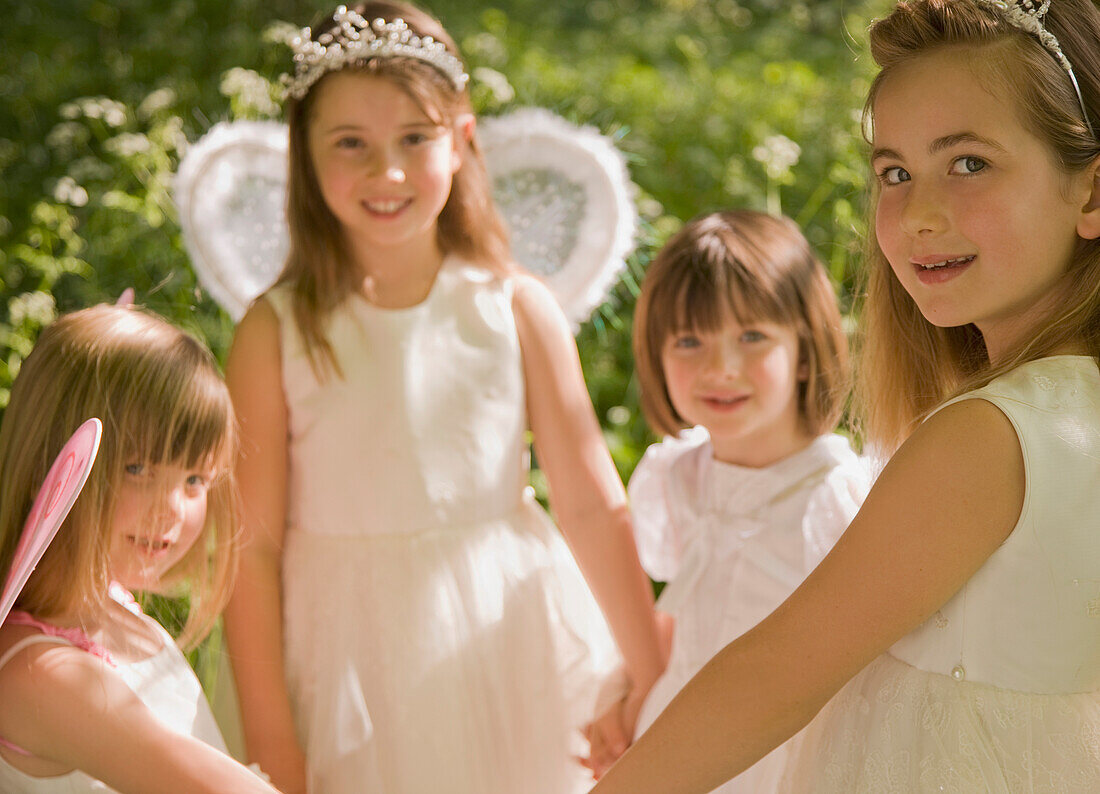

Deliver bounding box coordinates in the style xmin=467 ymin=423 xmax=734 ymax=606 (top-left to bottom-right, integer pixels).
xmin=223 ymin=3 xmax=663 ymax=793
xmin=0 ymin=305 xmax=278 ymax=793
xmin=585 ymin=211 xmax=869 ymax=787
xmin=592 ymin=0 xmax=1100 ymax=791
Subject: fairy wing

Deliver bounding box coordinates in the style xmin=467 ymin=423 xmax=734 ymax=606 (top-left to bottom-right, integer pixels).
xmin=173 ymin=110 xmax=638 ymax=328
xmin=0 ymin=418 xmax=102 ymax=626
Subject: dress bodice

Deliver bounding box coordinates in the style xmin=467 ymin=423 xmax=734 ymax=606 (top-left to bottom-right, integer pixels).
xmin=267 ymin=259 xmax=529 ymax=537
xmin=890 ymin=356 xmax=1100 ymax=693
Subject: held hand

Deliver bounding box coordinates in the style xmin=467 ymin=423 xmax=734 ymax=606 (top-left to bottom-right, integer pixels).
xmin=581 ymin=698 xmax=629 ymax=780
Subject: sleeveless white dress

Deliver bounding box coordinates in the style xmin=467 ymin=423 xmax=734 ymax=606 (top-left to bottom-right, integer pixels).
xmin=779 ymin=356 xmax=1100 ymax=793
xmin=629 ymin=429 xmax=870 ymax=793
xmin=0 ymin=593 xmax=228 ymax=793
xmin=268 ymin=258 xmax=618 ymax=793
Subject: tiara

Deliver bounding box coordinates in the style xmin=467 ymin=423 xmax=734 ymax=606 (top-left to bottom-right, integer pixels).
xmin=282 ymin=6 xmax=469 ymax=100
xmin=973 ymin=0 xmax=1095 ymax=138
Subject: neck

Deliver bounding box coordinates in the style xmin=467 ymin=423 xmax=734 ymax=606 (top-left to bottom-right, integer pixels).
xmin=347 ymin=233 xmax=447 ymax=309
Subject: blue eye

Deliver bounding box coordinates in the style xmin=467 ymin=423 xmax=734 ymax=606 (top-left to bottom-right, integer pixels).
xmin=335 ymin=136 xmax=364 ymax=150
xmin=125 ymin=463 xmax=146 ymax=476
xmin=950 ymin=155 xmax=987 ymax=175
xmin=740 ymin=329 xmax=766 ymax=343
xmin=672 ymin=334 xmax=701 ymax=349
xmin=877 ymin=165 xmax=910 ymax=185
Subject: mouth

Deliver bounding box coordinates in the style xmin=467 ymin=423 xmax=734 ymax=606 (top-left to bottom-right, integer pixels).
xmin=362 ymin=198 xmax=412 ymax=216
xmin=913 ymin=255 xmax=975 ymax=271
xmin=700 ymin=394 xmax=749 ymax=411
xmin=127 ymin=535 xmax=172 ymax=556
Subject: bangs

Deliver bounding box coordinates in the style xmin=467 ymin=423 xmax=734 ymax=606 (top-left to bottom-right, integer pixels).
xmin=654 ymin=250 xmax=801 ymax=339
xmin=112 ymin=336 xmax=235 ymax=471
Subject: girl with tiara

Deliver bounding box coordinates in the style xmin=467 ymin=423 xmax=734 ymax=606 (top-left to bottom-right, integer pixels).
xmin=0 ymin=305 xmax=277 ymax=793
xmin=592 ymin=0 xmax=1100 ymax=791
xmin=222 ymin=3 xmax=663 ymax=793
xmin=583 ymin=211 xmax=870 ymax=789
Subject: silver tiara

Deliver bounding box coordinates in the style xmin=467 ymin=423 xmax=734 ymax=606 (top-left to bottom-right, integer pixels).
xmin=973 ymin=0 xmax=1095 ymax=138
xmin=282 ymin=6 xmax=469 ymax=100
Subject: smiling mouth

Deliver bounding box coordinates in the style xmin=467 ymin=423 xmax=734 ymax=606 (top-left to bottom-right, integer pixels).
xmin=701 ymin=395 xmax=749 ymax=409
xmin=363 ymin=198 xmax=411 ymax=215
xmin=918 ymin=255 xmax=974 ymax=270
xmin=127 ymin=535 xmax=171 ymax=553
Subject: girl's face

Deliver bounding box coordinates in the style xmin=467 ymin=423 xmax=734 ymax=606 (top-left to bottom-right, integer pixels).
xmin=108 ymin=460 xmax=214 ymax=592
xmin=307 ymin=70 xmax=464 ymax=262
xmin=661 ymin=312 xmax=809 ymax=467
xmin=872 ymin=48 xmax=1090 ymax=361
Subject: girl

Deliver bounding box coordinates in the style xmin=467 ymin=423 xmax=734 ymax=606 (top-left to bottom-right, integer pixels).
xmin=223 ymin=3 xmax=663 ymax=793
xmin=0 ymin=305 xmax=278 ymax=794
xmin=585 ymin=211 xmax=869 ymax=788
xmin=592 ymin=0 xmax=1100 ymax=791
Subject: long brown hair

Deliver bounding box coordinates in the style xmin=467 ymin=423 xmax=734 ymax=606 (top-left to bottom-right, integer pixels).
xmin=634 ymin=210 xmax=850 ymax=439
xmin=857 ymin=0 xmax=1100 ymax=453
xmin=0 ymin=306 xmax=238 ymax=649
xmin=281 ymin=1 xmax=511 ymax=377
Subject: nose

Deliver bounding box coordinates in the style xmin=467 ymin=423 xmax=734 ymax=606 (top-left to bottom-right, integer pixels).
xmin=365 ymin=146 xmax=406 ymax=183
xmin=152 ymin=483 xmax=186 ymax=526
xmin=705 ymin=337 xmax=741 ymax=378
xmin=898 ymin=180 xmax=947 ymax=237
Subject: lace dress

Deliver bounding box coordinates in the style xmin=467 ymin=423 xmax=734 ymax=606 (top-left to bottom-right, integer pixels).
xmin=629 ymin=428 xmax=869 ymax=793
xmin=268 ymin=258 xmax=619 ymax=793
xmin=779 ymin=356 xmax=1100 ymax=793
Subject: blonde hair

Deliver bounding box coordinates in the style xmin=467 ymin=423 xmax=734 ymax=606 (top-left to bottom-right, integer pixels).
xmin=281 ymin=1 xmax=511 ymax=377
xmin=0 ymin=305 xmax=238 ymax=649
xmin=634 ymin=210 xmax=851 ymax=439
xmin=858 ymin=0 xmax=1100 ymax=453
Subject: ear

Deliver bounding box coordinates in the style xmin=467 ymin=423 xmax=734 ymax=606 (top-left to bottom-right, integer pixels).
xmin=451 ymin=113 xmax=476 ymax=174
xmin=1077 ymin=155 xmax=1100 ymax=240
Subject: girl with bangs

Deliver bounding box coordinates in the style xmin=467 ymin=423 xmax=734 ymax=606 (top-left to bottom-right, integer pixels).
xmin=584 ymin=211 xmax=869 ymax=792
xmin=223 ymin=2 xmax=663 ymax=792
xmin=0 ymin=305 xmax=276 ymax=793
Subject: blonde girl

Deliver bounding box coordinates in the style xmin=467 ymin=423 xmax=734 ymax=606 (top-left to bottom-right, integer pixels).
xmin=223 ymin=3 xmax=663 ymax=793
xmin=592 ymin=0 xmax=1100 ymax=791
xmin=0 ymin=305 xmax=277 ymax=793
xmin=584 ymin=211 xmax=869 ymax=789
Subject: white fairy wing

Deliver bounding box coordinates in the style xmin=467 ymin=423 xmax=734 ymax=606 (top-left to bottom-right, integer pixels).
xmin=173 ymin=110 xmax=638 ymax=327
xmin=174 ymin=120 xmax=291 ymax=320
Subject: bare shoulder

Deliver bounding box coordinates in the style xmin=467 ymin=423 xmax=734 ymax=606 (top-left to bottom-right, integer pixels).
xmin=228 ymin=297 xmax=281 ymax=372
xmin=510 ymin=273 xmax=572 ymax=350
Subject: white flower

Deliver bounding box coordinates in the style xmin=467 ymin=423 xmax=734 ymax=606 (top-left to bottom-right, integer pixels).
xmin=752 ymin=134 xmax=802 ymax=180
xmin=52 ymin=176 xmax=89 ymax=207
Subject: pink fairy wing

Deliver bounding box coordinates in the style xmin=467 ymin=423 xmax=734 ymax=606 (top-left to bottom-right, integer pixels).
xmin=0 ymin=418 xmax=102 ymax=626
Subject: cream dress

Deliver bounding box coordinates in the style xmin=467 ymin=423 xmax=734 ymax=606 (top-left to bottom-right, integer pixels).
xmin=0 ymin=590 xmax=228 ymax=793
xmin=267 ymin=258 xmax=618 ymax=793
xmin=779 ymin=356 xmax=1100 ymax=793
xmin=629 ymin=428 xmax=870 ymax=793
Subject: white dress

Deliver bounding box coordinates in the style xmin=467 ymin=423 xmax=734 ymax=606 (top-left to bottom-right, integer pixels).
xmin=0 ymin=592 xmax=228 ymax=793
xmin=268 ymin=258 xmax=619 ymax=793
xmin=779 ymin=356 xmax=1100 ymax=793
xmin=629 ymin=428 xmax=870 ymax=793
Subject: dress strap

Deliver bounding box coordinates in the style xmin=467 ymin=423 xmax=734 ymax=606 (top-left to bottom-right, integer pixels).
xmin=2 ymin=611 xmax=115 ymax=665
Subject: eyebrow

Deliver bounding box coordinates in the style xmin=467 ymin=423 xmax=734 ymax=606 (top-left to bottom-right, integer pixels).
xmin=871 ymin=132 xmax=1008 ymax=163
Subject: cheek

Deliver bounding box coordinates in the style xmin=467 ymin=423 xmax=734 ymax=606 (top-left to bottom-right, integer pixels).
xmin=660 ymin=356 xmax=695 ymax=408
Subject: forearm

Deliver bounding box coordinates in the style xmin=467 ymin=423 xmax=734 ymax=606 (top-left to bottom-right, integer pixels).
xmin=593 ymin=622 xmax=820 ymax=793
xmin=562 ymin=503 xmax=665 ymax=690
xmin=223 ymin=550 xmax=304 ymax=781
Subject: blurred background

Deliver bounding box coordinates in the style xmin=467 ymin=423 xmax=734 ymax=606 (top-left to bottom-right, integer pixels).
xmin=2 ymin=0 xmax=887 ymax=678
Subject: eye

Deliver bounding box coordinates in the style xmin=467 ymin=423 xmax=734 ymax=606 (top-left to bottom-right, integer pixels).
xmin=740 ymin=329 xmax=767 ymax=343
xmin=877 ymin=165 xmax=910 ymax=186
xmin=125 ymin=463 xmax=147 ymax=477
xmin=949 ymin=155 xmax=987 ymax=175
xmin=671 ymin=334 xmax=701 ymax=349
xmin=402 ymin=132 xmax=429 ymax=146
xmin=335 ymin=136 xmax=364 ymax=150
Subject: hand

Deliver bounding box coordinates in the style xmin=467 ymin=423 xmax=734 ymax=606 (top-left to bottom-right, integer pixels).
xmin=580 ymin=685 xmax=650 ymax=780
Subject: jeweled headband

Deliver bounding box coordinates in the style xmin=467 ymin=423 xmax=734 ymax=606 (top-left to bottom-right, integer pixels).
xmin=973 ymin=0 xmax=1095 ymax=138
xmin=282 ymin=5 xmax=469 ymax=100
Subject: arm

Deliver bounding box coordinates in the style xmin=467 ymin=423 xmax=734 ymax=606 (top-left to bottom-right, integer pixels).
xmin=592 ymin=397 xmax=1025 ymax=793
xmin=512 ymin=276 xmax=666 ymax=722
xmin=0 ymin=643 xmax=280 ymax=794
xmin=222 ymin=300 xmax=307 ymax=793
